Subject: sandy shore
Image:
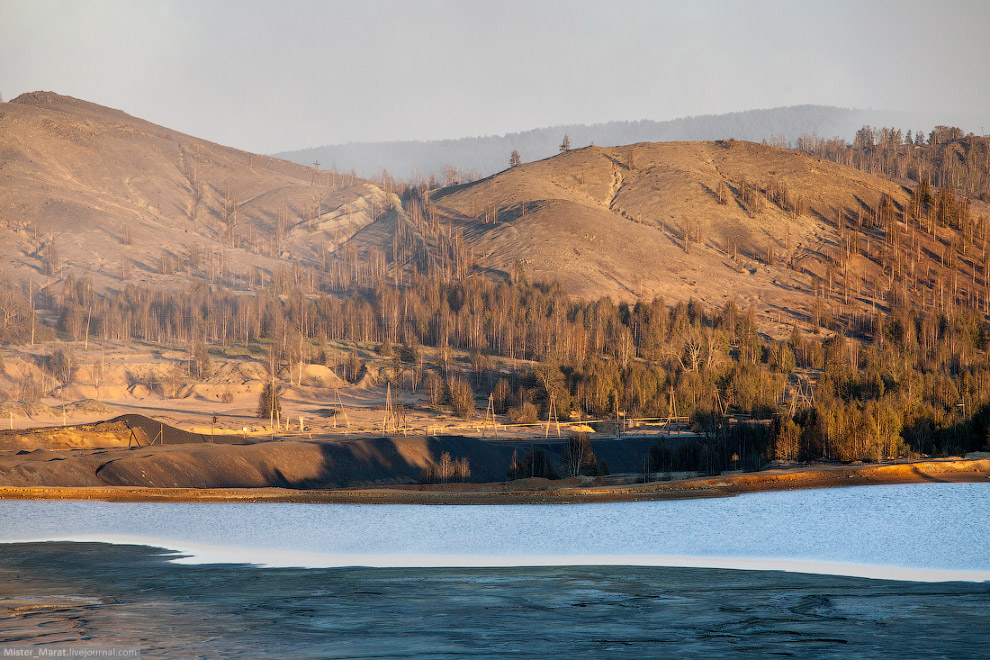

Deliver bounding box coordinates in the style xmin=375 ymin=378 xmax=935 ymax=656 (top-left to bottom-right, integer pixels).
xmin=1 ymin=456 xmax=987 ymax=505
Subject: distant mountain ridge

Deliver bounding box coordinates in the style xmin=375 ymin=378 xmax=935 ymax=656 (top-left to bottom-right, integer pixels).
xmin=273 ymin=105 xmax=988 ymax=180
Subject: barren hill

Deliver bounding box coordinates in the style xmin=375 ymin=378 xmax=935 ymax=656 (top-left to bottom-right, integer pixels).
xmin=423 ymin=141 xmax=989 ymax=333
xmin=3 ymin=93 xmax=988 ymax=338
xmin=0 ymin=92 xmax=393 ymax=293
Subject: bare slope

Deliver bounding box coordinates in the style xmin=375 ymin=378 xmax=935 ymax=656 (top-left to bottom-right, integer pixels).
xmin=6 ymin=93 xmax=987 ymax=337
xmin=429 ymin=141 xmax=981 ymax=330
xmin=0 ymin=92 xmax=392 ymax=292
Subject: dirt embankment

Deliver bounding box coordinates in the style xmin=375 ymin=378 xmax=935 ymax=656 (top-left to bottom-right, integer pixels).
xmin=0 ymin=414 xmax=246 ymax=452
xmin=0 ymin=419 xmax=522 ymax=489
xmin=88 ymin=435 xmax=520 ymax=489
xmin=0 ymin=457 xmax=986 ymax=505
xmin=0 ymin=416 xmax=987 ymax=502
xmin=0 ymin=419 xmax=140 ymax=452
xmin=0 ymin=416 xmax=673 ymax=489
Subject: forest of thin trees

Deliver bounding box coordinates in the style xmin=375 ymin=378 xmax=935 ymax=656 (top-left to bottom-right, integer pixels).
xmin=2 ymin=255 xmax=989 ymax=474
xmin=791 ymin=125 xmax=990 ymax=200
xmin=2 ymin=123 xmax=990 ymax=477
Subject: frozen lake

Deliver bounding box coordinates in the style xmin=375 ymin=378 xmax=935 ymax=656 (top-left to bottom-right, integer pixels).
xmin=1 ymin=483 xmax=987 ymax=581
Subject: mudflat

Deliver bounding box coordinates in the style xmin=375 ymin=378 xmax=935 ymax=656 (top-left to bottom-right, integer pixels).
xmin=0 ymin=542 xmax=987 ymax=659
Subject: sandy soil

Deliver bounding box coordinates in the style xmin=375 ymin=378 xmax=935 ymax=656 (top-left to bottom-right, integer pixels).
xmin=0 ymin=92 xmax=389 ymax=296
xmin=0 ymin=340 xmax=580 ymax=442
xmin=431 ymin=141 xmax=988 ymax=336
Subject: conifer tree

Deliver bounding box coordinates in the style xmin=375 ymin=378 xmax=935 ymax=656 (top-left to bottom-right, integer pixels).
xmin=256 ymin=382 xmax=281 ymax=421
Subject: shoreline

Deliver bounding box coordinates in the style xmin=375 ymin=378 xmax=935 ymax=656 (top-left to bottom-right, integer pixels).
xmin=3 ymin=539 xmax=988 ymax=582
xmin=1 ymin=457 xmax=987 ymax=505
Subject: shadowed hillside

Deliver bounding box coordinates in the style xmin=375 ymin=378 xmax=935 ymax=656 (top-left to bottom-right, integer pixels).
xmin=0 ymin=413 xmax=680 ymax=489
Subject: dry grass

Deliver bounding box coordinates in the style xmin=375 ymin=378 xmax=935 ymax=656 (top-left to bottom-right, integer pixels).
xmin=0 ymin=91 xmax=390 ymax=293
xmin=5 ymin=93 xmax=988 ymax=342
xmin=433 ymin=141 xmax=989 ymax=336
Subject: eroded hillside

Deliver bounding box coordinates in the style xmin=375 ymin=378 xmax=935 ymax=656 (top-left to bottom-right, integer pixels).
xmin=0 ymin=92 xmax=394 ymax=292
xmin=3 ymin=93 xmax=988 ymax=343
xmin=423 ymin=141 xmax=989 ymax=334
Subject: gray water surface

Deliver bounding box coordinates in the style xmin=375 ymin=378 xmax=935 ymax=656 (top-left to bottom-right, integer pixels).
xmin=1 ymin=483 xmax=987 ymax=579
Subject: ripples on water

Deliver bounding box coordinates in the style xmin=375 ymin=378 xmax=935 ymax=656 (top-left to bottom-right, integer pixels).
xmin=1 ymin=483 xmax=987 ymax=581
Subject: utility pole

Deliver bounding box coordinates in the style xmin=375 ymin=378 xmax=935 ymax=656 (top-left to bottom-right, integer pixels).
xmin=482 ymin=393 xmax=498 ymax=440
xmin=382 ymin=382 xmax=398 ymax=436
xmin=544 ymin=395 xmax=560 ymax=439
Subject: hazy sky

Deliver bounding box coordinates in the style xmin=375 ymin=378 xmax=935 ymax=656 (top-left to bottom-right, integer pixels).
xmin=1 ymin=0 xmax=988 ymax=153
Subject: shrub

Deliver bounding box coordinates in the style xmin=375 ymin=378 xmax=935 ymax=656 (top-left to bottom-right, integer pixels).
xmin=421 ymin=453 xmax=472 ymax=484
xmin=192 ymin=342 xmax=212 ymax=379
xmin=445 ymin=375 xmax=475 ymax=419
xmin=771 ymin=416 xmax=801 ymax=462
xmin=508 ymin=401 xmax=539 ymax=424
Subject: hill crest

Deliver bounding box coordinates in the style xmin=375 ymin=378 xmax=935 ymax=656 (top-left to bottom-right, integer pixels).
xmin=402 ymin=138 xmax=989 ymax=334
xmin=274 ymin=105 xmax=989 ymax=180
xmin=0 ymin=91 xmax=392 ymax=295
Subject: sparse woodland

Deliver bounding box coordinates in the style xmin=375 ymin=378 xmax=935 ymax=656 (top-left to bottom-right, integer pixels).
xmin=2 ymin=125 xmax=990 ymax=478
xmin=792 ymin=125 xmax=990 ymax=199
